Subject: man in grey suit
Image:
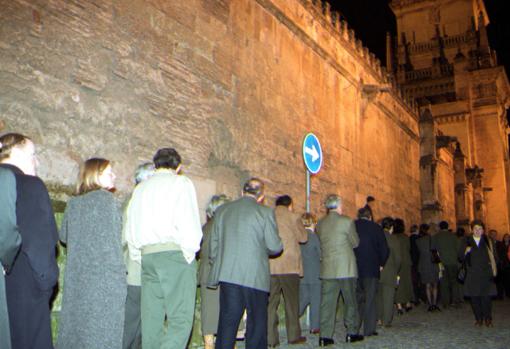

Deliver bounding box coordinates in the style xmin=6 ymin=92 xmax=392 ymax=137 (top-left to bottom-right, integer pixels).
xmin=0 ymin=167 xmax=22 ymax=349
xmin=317 ymin=194 xmax=363 ymax=346
xmin=208 ymin=178 xmax=283 ymax=349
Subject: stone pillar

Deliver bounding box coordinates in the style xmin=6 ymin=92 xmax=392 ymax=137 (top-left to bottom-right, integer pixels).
xmin=466 ymin=166 xmax=486 ymax=223
xmin=453 ymin=142 xmax=470 ymax=230
xmin=386 ymin=32 xmax=394 ymax=73
xmin=419 ymin=107 xmax=442 ymax=223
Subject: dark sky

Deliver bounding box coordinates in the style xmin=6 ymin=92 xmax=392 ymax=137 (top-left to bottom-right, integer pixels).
xmin=329 ymin=0 xmax=510 ymax=75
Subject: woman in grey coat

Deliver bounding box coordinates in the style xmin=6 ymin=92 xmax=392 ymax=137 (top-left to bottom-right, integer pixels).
xmin=58 ymin=158 xmax=127 ymax=349
xmin=198 ymin=194 xmax=230 ymax=349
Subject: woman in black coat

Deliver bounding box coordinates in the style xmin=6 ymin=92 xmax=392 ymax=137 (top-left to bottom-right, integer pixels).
xmin=458 ymin=220 xmax=497 ymax=327
xmin=0 ymin=133 xmax=59 ymax=349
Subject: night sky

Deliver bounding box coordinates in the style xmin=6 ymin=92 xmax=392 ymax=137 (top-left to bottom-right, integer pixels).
xmin=329 ymin=0 xmax=510 ymax=76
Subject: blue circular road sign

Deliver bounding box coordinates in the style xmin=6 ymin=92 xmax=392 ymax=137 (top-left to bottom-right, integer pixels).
xmin=302 ymin=133 xmax=323 ymax=174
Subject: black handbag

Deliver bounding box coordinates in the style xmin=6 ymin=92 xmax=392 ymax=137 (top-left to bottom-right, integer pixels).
xmin=429 ymin=236 xmax=441 ymax=264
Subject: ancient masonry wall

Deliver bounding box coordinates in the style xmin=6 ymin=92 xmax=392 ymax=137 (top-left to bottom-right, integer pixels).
xmin=0 ymin=0 xmax=421 ymax=223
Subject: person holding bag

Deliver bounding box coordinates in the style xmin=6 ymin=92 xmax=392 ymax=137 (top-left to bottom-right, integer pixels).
xmin=458 ymin=220 xmax=497 ymax=327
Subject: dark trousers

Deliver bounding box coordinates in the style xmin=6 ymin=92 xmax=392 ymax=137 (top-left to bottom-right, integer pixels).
xmin=357 ymin=278 xmax=378 ymax=336
xmin=268 ymin=275 xmax=301 ymax=345
xmin=216 ymin=282 xmax=268 ymax=349
xmin=122 ymin=285 xmax=142 ymax=349
xmin=6 ymin=255 xmax=53 ymax=349
xmin=439 ymin=264 xmax=461 ymax=306
xmin=470 ymin=296 xmax=492 ymax=321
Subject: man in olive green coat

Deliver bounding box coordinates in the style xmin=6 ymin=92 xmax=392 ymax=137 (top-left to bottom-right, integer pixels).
xmin=317 ymin=195 xmax=363 ymax=345
xmin=0 ymin=167 xmax=22 ymax=349
xmin=435 ymin=221 xmax=461 ymax=307
xmin=377 ymin=217 xmax=402 ymax=327
xmin=209 ymin=178 xmax=283 ymax=349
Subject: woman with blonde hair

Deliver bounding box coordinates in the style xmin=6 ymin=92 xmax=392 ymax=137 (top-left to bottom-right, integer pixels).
xmin=0 ymin=133 xmax=59 ymax=349
xmin=58 ymin=158 xmax=127 ymax=349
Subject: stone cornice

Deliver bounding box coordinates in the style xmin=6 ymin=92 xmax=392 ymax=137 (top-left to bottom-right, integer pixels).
xmin=435 ymin=113 xmax=467 ymax=124
xmin=256 ymin=0 xmax=418 ymax=118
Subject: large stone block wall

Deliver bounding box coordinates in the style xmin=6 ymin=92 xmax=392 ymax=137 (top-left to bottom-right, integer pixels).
xmin=0 ymin=0 xmax=420 ymax=223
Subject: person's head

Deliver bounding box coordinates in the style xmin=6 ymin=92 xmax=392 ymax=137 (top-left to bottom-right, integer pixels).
xmin=419 ymin=223 xmax=430 ymax=236
xmin=470 ymin=220 xmax=485 ymax=238
xmin=325 ymin=194 xmax=342 ymax=214
xmin=410 ymin=224 xmax=419 ymax=235
xmin=0 ymin=133 xmax=37 ymax=175
xmin=381 ymin=217 xmax=394 ymax=234
xmin=206 ymin=194 xmax=230 ymax=220
xmin=393 ymin=218 xmax=405 ymax=235
xmin=456 ymin=227 xmax=466 ymax=238
xmin=439 ymin=221 xmax=449 ymax=230
xmin=242 ymin=178 xmax=265 ymax=202
xmin=275 ymin=195 xmax=292 ymax=210
xmin=301 ymin=212 xmax=318 ymax=231
xmin=488 ymin=229 xmax=498 ymax=240
xmin=134 ymin=162 xmax=155 ymax=185
xmin=153 ymin=148 xmax=181 ymax=171
xmin=366 ymin=195 xmax=375 ymax=208
xmin=76 ymin=158 xmax=115 ymax=195
xmin=357 ymin=207 xmax=372 ymax=220
xmin=503 ymin=234 xmax=510 ymax=244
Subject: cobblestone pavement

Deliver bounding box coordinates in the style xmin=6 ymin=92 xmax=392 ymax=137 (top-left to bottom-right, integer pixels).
xmin=236 ymin=299 xmax=510 ymax=349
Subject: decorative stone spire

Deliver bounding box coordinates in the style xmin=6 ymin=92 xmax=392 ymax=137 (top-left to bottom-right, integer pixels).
xmin=435 ymin=25 xmax=448 ymax=65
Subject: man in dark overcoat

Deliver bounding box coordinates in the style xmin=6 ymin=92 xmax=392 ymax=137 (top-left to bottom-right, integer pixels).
xmin=0 ymin=133 xmax=59 ymax=349
xmin=354 ymin=207 xmax=389 ymax=337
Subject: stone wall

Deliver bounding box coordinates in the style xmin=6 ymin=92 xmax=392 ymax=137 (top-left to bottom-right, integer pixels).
xmin=437 ymin=147 xmax=456 ymax=227
xmin=0 ymin=0 xmax=420 ymax=223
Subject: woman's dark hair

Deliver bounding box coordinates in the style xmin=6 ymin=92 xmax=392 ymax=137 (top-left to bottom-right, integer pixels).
xmin=153 ymin=148 xmax=181 ymax=170
xmin=381 ymin=217 xmax=394 ymax=232
xmin=456 ymin=227 xmax=465 ymax=238
xmin=357 ymin=207 xmax=372 ymax=220
xmin=470 ymin=219 xmax=485 ymax=230
xmin=393 ymin=218 xmax=405 ymax=234
xmin=419 ymin=223 xmax=430 ymax=235
xmin=276 ymin=195 xmax=292 ymax=207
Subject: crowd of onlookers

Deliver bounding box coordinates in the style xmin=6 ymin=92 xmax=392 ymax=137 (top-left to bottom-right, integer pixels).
xmin=1 ymin=131 xmax=510 ymax=349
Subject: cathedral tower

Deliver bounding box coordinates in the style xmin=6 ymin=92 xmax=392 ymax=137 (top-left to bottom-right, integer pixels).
xmin=390 ymin=0 xmax=510 ymax=233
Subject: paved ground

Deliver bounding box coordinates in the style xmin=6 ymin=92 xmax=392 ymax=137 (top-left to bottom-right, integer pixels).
xmin=237 ymin=299 xmax=510 ymax=349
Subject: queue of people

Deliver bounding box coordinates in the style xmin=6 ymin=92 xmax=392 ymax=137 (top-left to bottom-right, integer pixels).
xmin=1 ymin=131 xmax=510 ymax=349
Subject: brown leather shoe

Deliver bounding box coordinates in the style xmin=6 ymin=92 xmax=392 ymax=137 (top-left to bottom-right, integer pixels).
xmin=475 ymin=320 xmax=483 ymax=326
xmin=288 ymin=336 xmax=306 ymax=344
xmin=485 ymin=319 xmax=493 ymax=327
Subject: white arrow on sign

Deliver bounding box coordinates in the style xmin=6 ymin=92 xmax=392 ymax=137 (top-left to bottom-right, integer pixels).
xmin=304 ymin=145 xmax=319 ymax=162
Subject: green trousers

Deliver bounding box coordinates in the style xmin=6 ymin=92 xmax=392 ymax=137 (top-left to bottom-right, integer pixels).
xmin=141 ymin=251 xmax=197 ymax=349
xmin=320 ymin=278 xmax=360 ymax=337
xmin=377 ymin=283 xmax=395 ymax=326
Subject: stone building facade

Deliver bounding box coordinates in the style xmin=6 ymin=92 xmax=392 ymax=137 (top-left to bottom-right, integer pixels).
xmin=390 ymin=0 xmax=510 ymax=234
xmin=0 ymin=0 xmax=421 ymax=224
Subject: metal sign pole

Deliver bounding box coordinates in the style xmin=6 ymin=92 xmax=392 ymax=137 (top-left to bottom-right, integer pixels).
xmin=306 ymin=170 xmax=311 ymax=213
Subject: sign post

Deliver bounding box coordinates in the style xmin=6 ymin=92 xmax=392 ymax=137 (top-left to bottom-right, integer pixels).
xmin=302 ymin=133 xmax=323 ymax=213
